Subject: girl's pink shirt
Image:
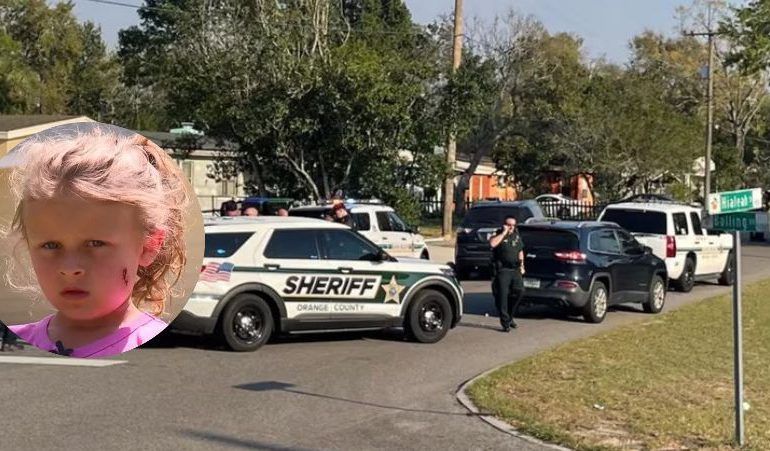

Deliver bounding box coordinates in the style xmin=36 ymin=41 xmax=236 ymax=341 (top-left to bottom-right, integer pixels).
xmin=9 ymin=312 xmax=167 ymax=358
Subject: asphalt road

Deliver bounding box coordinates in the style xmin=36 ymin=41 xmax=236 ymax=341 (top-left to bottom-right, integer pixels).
xmin=2 ymin=243 xmax=770 ymax=450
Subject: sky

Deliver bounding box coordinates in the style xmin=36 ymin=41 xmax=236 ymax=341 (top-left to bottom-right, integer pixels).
xmin=66 ymin=0 xmax=741 ymax=64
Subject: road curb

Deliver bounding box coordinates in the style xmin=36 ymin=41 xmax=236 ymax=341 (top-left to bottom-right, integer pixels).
xmin=455 ymin=365 xmax=573 ymax=451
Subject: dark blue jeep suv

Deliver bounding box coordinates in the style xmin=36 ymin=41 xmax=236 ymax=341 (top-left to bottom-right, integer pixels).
xmin=518 ymin=221 xmax=668 ymax=323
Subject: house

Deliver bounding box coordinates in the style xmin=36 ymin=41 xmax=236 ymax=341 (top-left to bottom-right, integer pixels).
xmin=0 ymin=115 xmax=95 ymax=210
xmin=0 ymin=114 xmax=95 ymax=156
xmin=454 ymin=154 xmax=518 ymax=202
xmin=542 ymin=168 xmax=596 ymax=204
xmin=137 ymin=124 xmax=246 ymax=213
xmin=0 ymin=116 xmax=244 ymax=214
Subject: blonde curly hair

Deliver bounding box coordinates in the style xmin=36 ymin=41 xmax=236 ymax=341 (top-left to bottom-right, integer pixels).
xmin=2 ymin=126 xmax=190 ymax=317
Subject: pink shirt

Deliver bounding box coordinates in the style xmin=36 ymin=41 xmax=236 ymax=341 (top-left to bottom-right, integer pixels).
xmin=9 ymin=312 xmax=167 ymax=358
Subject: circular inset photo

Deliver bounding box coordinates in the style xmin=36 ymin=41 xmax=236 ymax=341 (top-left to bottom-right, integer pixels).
xmin=0 ymin=122 xmax=204 ymax=358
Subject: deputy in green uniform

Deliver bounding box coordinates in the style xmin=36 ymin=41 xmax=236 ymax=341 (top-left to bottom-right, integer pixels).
xmin=488 ymin=215 xmax=525 ymax=332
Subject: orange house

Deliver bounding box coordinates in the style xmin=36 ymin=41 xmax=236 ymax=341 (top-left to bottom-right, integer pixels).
xmin=455 ymin=156 xmax=518 ymax=202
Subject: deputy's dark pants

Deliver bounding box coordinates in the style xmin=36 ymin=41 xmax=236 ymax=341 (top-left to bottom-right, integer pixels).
xmin=492 ymin=268 xmax=524 ymax=327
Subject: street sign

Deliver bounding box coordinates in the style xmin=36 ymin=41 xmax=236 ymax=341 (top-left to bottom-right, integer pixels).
xmin=708 ymin=188 xmax=762 ymax=215
xmin=711 ymin=212 xmax=769 ymax=232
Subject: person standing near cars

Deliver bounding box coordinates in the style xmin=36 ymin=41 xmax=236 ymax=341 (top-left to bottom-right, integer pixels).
xmin=489 ymin=215 xmax=526 ymax=332
xmin=331 ymin=203 xmax=356 ymax=229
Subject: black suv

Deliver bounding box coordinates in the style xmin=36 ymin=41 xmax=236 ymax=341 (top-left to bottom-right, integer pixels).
xmin=454 ymin=200 xmax=545 ymax=279
xmin=518 ymin=221 xmax=668 ymax=323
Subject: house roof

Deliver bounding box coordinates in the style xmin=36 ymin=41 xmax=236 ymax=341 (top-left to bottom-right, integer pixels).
xmin=456 ymin=150 xmax=495 ymax=167
xmin=0 ymin=115 xmax=82 ymax=132
xmin=137 ymin=130 xmax=238 ymax=151
xmin=0 ymin=115 xmax=94 ymax=140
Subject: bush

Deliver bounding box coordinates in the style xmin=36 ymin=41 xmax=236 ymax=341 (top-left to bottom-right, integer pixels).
xmin=381 ymin=188 xmax=422 ymax=227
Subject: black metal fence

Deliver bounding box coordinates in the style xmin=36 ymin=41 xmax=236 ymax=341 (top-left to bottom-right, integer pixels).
xmin=418 ymin=198 xmax=607 ymax=222
xmin=538 ymin=200 xmax=608 ymax=221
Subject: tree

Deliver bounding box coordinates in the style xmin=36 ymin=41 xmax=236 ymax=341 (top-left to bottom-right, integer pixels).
xmin=0 ymin=0 xmax=119 ymax=116
xmin=118 ymin=0 xmax=449 ymax=219
xmin=722 ymin=0 xmax=770 ymax=74
xmin=0 ymin=30 xmax=38 ymax=112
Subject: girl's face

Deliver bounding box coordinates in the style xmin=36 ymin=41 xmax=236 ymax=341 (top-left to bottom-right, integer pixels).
xmin=22 ymin=196 xmax=158 ymax=321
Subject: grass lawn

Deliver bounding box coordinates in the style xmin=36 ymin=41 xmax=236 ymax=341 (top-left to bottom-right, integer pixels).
xmin=418 ymin=217 xmax=446 ymax=238
xmin=467 ymin=279 xmax=770 ymax=450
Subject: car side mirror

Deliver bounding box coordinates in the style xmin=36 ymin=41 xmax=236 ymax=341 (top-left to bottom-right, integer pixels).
xmin=643 ymin=245 xmax=652 ymax=255
xmin=376 ymin=248 xmax=391 ymax=261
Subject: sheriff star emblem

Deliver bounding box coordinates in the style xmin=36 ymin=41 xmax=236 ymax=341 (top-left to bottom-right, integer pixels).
xmin=381 ymin=275 xmax=405 ymax=304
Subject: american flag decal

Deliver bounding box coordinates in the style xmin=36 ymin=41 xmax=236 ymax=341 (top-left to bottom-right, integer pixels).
xmin=200 ymin=261 xmax=235 ymax=282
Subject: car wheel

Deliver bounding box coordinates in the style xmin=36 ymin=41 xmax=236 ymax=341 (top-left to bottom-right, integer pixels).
xmin=420 ymin=249 xmax=430 ymax=260
xmin=219 ymin=294 xmax=273 ymax=352
xmin=405 ymin=289 xmax=452 ymax=343
xmin=673 ymin=257 xmax=695 ymax=292
xmin=718 ymin=251 xmax=735 ymax=286
xmin=582 ymin=281 xmax=608 ymax=323
xmin=643 ymin=274 xmax=666 ymax=314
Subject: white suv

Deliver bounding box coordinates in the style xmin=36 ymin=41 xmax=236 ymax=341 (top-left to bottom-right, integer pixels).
xmin=289 ymin=202 xmax=430 ymax=260
xmin=173 ymin=217 xmax=462 ymax=351
xmin=598 ymin=202 xmax=734 ymax=292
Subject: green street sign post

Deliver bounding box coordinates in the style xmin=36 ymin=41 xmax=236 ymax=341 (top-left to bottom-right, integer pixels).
xmin=708 ymin=188 xmax=766 ymax=447
xmin=708 ymin=188 xmax=762 ymax=215
xmin=711 ymin=212 xmax=769 ymax=232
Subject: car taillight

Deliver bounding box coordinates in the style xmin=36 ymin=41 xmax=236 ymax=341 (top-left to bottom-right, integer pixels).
xmin=554 ymin=251 xmax=586 ymax=262
xmin=666 ymin=236 xmax=676 ymax=258
xmin=556 ymin=280 xmax=579 ymax=289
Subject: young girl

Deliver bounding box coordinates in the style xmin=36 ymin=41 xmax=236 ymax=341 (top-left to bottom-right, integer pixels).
xmin=2 ymin=124 xmax=189 ymax=358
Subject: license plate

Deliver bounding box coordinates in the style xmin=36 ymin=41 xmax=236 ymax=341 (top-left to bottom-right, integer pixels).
xmin=523 ymin=278 xmax=540 ymax=289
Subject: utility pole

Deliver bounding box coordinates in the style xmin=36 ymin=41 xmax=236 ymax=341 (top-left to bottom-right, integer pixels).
xmin=685 ymin=7 xmax=724 ymax=207
xmin=442 ymin=0 xmax=463 ymax=239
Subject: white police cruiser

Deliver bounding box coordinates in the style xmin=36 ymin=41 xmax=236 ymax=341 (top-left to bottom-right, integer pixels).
xmin=289 ymin=200 xmax=430 ymax=260
xmin=173 ymin=216 xmax=463 ymax=351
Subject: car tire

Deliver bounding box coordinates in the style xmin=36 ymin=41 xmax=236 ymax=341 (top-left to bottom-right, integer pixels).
xmin=420 ymin=249 xmax=430 ymax=260
xmin=718 ymin=251 xmax=735 ymax=286
xmin=405 ymin=289 xmax=452 ymax=343
xmin=219 ymin=294 xmax=274 ymax=352
xmin=643 ymin=274 xmax=666 ymax=314
xmin=582 ymin=281 xmax=608 ymax=324
xmin=672 ymin=257 xmax=695 ymax=292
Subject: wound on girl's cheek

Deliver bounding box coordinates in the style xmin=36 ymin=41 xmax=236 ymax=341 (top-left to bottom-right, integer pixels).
xmin=122 ymin=268 xmax=129 ymax=287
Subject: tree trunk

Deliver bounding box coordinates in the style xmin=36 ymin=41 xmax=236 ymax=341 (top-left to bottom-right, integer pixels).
xmin=279 ymin=147 xmax=321 ymax=201
xmin=247 ymin=152 xmax=267 ymax=196
xmin=319 ymin=152 xmax=331 ymax=199
xmin=736 ymin=129 xmax=746 ymax=165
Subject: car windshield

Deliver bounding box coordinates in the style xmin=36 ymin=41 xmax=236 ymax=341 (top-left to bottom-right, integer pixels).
xmin=519 ymin=228 xmax=579 ymax=250
xmin=461 ymin=206 xmax=530 ymax=228
xmin=601 ymin=209 xmax=666 ymax=234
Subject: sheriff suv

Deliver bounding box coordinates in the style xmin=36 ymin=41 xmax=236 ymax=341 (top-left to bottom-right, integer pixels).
xmin=598 ymin=201 xmax=734 ymax=292
xmin=289 ymin=201 xmax=430 ymax=260
xmin=519 ymin=221 xmax=668 ymax=323
xmin=172 ymin=216 xmax=463 ymax=351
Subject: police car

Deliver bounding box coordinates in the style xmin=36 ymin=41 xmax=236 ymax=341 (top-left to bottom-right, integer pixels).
xmin=289 ymin=200 xmax=430 ymax=260
xmin=173 ymin=216 xmax=463 ymax=351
